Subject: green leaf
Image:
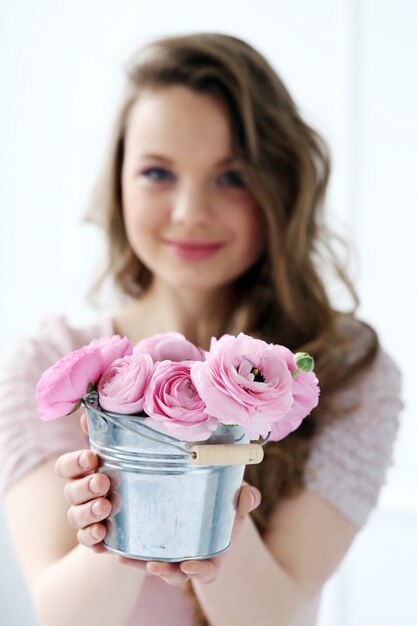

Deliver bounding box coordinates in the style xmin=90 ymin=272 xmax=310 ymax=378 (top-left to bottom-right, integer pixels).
xmin=67 ymin=400 xmax=82 ymax=416
xmin=294 ymin=352 xmax=315 ymax=373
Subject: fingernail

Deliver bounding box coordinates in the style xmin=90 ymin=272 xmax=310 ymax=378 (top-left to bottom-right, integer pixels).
xmin=181 ymin=567 xmax=196 ymax=576
xmin=79 ymin=452 xmax=90 ymax=469
xmin=181 ymin=563 xmax=199 ymax=575
xmin=92 ymin=500 xmax=102 ymax=516
xmin=146 ymin=562 xmax=160 ymax=575
xmin=252 ymin=492 xmax=261 ymax=508
xmin=92 ymin=525 xmax=102 ymax=541
xmin=89 ymin=476 xmax=101 ymax=495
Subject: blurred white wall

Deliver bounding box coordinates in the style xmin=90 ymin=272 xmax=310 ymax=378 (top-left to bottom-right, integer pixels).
xmin=0 ymin=1 xmax=416 ymax=624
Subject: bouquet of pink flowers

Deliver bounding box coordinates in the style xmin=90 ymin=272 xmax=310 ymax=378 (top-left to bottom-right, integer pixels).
xmin=35 ymin=331 xmax=320 ymax=442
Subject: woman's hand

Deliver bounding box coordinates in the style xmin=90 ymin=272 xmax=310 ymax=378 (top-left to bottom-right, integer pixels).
xmin=55 ymin=412 xmax=261 ymax=584
xmin=55 ymin=450 xmax=111 ymax=551
xmin=54 ymin=413 xmax=111 ymax=552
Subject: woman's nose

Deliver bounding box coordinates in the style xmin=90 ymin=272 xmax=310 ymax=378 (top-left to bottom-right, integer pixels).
xmin=170 ymin=182 xmax=211 ymax=225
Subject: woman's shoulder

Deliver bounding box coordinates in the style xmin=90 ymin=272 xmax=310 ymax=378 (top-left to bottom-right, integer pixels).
xmin=1 ymin=314 xmax=114 ymax=369
xmin=0 ymin=312 xmax=115 ymax=420
xmin=331 ymin=315 xmax=401 ymax=405
xmin=304 ymin=318 xmax=404 ymax=527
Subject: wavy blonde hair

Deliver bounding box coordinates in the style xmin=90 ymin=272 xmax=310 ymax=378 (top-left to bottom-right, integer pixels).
xmin=86 ymin=33 xmax=378 ymax=624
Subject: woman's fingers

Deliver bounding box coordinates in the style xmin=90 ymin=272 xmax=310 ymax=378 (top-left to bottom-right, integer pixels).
xmin=64 ymin=472 xmax=110 ymax=505
xmin=146 ymin=561 xmax=190 ymax=585
xmin=116 ymin=558 xmax=219 ymax=585
xmin=80 ymin=412 xmax=89 ymax=436
xmin=55 ymin=449 xmax=99 ymax=480
xmin=117 ymin=557 xmax=188 ymax=584
xmin=117 ymin=559 xmax=218 ymax=585
xmin=55 ymin=444 xmax=112 ymax=550
xmin=229 ymin=482 xmax=262 ymax=542
xmin=77 ymin=523 xmax=107 ymax=546
xmin=236 ymin=483 xmax=262 ymax=517
xmin=67 ymin=497 xmax=112 ymax=530
xmin=180 ymin=559 xmax=219 ymax=584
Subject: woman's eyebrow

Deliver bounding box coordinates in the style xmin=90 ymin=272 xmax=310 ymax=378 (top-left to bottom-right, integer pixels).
xmin=137 ymin=153 xmax=173 ymax=164
xmin=136 ymin=153 xmax=237 ymax=166
xmin=215 ymin=156 xmax=236 ymax=167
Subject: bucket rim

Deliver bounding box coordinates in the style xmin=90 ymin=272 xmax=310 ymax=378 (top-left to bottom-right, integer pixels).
xmin=82 ymin=392 xmax=271 ymax=450
xmin=82 ymin=394 xmax=249 ymax=459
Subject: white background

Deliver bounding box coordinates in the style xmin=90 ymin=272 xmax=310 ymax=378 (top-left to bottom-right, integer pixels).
xmin=0 ymin=1 xmax=416 ymax=624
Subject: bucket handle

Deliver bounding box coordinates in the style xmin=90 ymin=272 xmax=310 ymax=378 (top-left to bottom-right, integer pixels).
xmin=83 ymin=393 xmax=269 ymax=466
xmin=190 ymin=443 xmax=264 ymax=466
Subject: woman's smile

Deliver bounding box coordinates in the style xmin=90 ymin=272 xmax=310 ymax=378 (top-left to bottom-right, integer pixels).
xmin=164 ymin=239 xmax=225 ymax=261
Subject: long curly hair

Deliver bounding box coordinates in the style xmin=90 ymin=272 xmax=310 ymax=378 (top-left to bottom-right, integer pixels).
xmin=85 ymin=33 xmax=378 ymax=624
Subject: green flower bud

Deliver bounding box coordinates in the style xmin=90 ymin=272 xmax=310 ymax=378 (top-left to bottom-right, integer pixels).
xmin=294 ymin=352 xmax=315 ymax=373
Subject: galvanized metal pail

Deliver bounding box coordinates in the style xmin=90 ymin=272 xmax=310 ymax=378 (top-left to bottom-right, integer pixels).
xmin=84 ymin=396 xmax=265 ymax=562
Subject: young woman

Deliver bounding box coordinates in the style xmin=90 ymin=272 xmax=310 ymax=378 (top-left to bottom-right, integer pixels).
xmin=0 ymin=33 xmax=402 ymax=626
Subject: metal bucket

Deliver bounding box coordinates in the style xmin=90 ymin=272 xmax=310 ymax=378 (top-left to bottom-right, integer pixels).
xmin=84 ymin=396 xmax=261 ymax=562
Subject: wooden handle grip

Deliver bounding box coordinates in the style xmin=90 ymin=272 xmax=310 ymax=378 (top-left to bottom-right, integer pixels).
xmin=190 ymin=444 xmax=264 ymax=466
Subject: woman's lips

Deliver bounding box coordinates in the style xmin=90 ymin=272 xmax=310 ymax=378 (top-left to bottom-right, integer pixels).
xmin=165 ymin=240 xmax=224 ymax=261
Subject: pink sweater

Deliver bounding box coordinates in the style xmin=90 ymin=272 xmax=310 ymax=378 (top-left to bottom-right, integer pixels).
xmin=0 ymin=315 xmax=403 ymax=626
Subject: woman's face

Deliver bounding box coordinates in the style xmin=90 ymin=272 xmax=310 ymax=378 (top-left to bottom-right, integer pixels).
xmin=121 ymin=85 xmax=264 ymax=293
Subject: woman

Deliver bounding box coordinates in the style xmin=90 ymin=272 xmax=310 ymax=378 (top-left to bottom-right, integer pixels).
xmin=1 ymin=33 xmax=402 ymax=626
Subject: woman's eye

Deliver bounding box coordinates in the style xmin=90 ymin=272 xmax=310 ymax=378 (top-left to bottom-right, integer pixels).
xmin=141 ymin=167 xmax=174 ymax=182
xmin=217 ymin=170 xmax=245 ymax=188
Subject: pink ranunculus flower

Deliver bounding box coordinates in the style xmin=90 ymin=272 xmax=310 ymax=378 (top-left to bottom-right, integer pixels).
xmin=98 ymin=353 xmax=154 ymax=414
xmin=36 ymin=346 xmax=105 ymax=421
xmin=143 ymin=360 xmax=218 ymax=442
xmin=269 ymin=370 xmax=320 ymax=441
xmin=191 ymin=333 xmax=294 ymax=439
xmin=134 ymin=332 xmax=205 ymax=362
xmin=89 ymin=335 xmax=133 ymax=370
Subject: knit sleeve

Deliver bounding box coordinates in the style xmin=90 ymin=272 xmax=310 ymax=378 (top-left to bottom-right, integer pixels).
xmin=0 ymin=315 xmax=112 ymax=495
xmin=304 ymin=348 xmax=403 ymax=528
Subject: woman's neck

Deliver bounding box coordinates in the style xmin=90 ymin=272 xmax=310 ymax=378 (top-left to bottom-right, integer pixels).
xmin=113 ymin=280 xmax=233 ymax=349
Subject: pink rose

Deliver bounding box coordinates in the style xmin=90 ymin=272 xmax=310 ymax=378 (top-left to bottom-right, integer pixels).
xmin=270 ymin=370 xmax=320 ymax=441
xmin=36 ymin=346 xmax=105 ymax=421
xmin=98 ymin=353 xmax=154 ymax=414
xmin=134 ymin=332 xmax=204 ymax=362
xmin=89 ymin=335 xmax=133 ymax=370
xmin=143 ymin=360 xmax=218 ymax=441
xmin=191 ymin=333 xmax=294 ymax=439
